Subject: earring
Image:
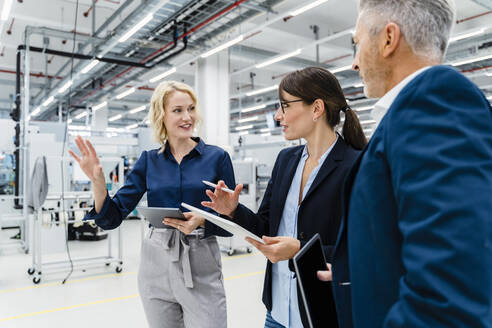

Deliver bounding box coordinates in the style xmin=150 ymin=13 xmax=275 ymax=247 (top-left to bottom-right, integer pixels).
xmin=313 ymin=117 xmax=318 ymax=122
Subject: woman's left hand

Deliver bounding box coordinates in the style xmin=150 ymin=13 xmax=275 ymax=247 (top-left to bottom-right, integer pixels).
xmin=163 ymin=212 xmax=205 ymax=235
xmin=245 ymin=236 xmax=300 ymax=263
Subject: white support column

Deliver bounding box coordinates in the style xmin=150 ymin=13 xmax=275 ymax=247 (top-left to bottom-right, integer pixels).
xmin=195 ymin=50 xmax=230 ymax=150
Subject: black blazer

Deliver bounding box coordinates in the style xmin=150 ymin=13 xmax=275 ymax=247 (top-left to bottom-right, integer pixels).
xmin=232 ymin=137 xmax=359 ymax=327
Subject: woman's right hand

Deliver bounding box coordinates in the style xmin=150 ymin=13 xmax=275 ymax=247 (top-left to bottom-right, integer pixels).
xmin=68 ymin=135 xmax=104 ymax=183
xmin=201 ymin=180 xmax=242 ymax=217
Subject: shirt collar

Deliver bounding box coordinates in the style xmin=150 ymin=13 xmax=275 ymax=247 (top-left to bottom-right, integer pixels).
xmin=302 ymin=134 xmax=339 ymax=164
xmin=163 ymin=137 xmax=204 ymax=158
xmin=372 ymin=66 xmax=431 ymax=125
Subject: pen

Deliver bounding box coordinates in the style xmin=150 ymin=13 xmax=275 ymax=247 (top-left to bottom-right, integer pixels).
xmin=202 ymin=180 xmax=235 ymax=194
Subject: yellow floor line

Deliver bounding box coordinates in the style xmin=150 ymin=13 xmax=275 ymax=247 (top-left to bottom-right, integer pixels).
xmin=0 ymin=294 xmax=140 ymax=322
xmin=0 ymin=270 xmax=265 ymax=323
xmin=0 ymin=272 xmax=137 ymax=295
xmin=0 ymin=253 xmax=260 ymax=295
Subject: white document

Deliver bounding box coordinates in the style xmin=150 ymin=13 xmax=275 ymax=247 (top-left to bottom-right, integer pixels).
xmin=181 ymin=202 xmax=265 ymax=244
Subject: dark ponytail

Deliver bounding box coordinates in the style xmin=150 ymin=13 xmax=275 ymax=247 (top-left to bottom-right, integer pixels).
xmin=279 ymin=67 xmax=367 ymax=150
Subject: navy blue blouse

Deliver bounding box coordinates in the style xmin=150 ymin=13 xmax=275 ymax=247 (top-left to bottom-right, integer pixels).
xmin=84 ymin=137 xmax=235 ymax=237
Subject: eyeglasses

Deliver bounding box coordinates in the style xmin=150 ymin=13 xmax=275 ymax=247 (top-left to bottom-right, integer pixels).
xmin=278 ymin=99 xmax=304 ymax=114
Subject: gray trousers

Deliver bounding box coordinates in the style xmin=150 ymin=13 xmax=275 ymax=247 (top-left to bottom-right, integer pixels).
xmin=138 ymin=228 xmax=227 ymax=328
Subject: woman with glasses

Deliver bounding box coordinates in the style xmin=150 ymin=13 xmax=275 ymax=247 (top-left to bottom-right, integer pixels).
xmin=202 ymin=67 xmax=366 ymax=327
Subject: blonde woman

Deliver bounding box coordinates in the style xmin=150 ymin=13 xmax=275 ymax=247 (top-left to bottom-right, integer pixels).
xmin=68 ymin=81 xmax=234 ymax=328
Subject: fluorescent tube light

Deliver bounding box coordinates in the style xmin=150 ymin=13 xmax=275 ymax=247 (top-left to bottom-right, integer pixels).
xmin=145 ymin=119 xmax=151 ymax=125
xmin=485 ymin=72 xmax=492 ymax=77
xmin=246 ymin=84 xmax=278 ymax=97
xmin=235 ymin=124 xmax=254 ymax=131
xmin=126 ymin=123 xmax=139 ymax=130
xmin=75 ymin=112 xmax=88 ymax=119
xmin=451 ymin=53 xmax=492 ymax=67
xmin=201 ymin=35 xmax=244 ymax=58
xmin=260 ymin=128 xmax=270 ymax=132
xmin=116 ymin=87 xmax=135 ymax=99
xmin=352 ymin=82 xmax=364 ymax=88
xmin=290 ymin=0 xmax=329 ymax=16
xmin=68 ymin=125 xmax=91 ymax=131
xmin=487 ymin=95 xmax=492 ymax=100
xmin=331 ymin=65 xmax=352 ymax=74
xmin=238 ymin=131 xmax=249 ymax=136
xmin=129 ymin=105 xmax=146 ymax=114
xmin=81 ymin=59 xmax=100 ymax=74
xmin=68 ymin=119 xmax=73 ymax=124
xmin=360 ymin=119 xmax=376 ymax=125
xmin=238 ymin=116 xmax=259 ymax=123
xmin=42 ymin=96 xmax=55 ymax=107
xmin=149 ymin=67 xmax=177 ymax=83
xmin=1 ymin=0 xmax=13 ymax=21
xmin=449 ymin=28 xmax=485 ymax=43
xmin=354 ymin=106 xmax=373 ymax=112
xmin=119 ymin=13 xmax=153 ymax=43
xmin=241 ymin=104 xmax=266 ymax=113
xmin=109 ymin=114 xmax=122 ymax=122
xmin=58 ymin=80 xmax=73 ymax=93
xmin=92 ymin=101 xmax=107 ymax=111
xmin=256 ymin=49 xmax=302 ymax=69
xmin=31 ymin=107 xmax=41 ymax=117
xmin=260 ymin=132 xmax=271 ymax=137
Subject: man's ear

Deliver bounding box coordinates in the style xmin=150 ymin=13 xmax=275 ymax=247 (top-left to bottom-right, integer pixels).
xmin=381 ymin=22 xmax=401 ymax=58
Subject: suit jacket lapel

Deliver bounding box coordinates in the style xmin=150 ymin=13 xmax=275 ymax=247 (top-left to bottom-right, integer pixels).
xmin=303 ymin=138 xmax=346 ymax=203
xmin=333 ymin=143 xmax=367 ymax=256
xmin=275 ymin=147 xmax=303 ymax=227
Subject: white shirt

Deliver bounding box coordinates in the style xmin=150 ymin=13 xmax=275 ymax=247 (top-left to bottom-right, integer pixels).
xmin=372 ymin=66 xmax=431 ymax=126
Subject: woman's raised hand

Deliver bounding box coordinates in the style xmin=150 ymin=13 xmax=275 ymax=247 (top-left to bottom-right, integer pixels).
xmin=201 ymin=180 xmax=242 ymax=217
xmin=68 ymin=135 xmax=104 ymax=183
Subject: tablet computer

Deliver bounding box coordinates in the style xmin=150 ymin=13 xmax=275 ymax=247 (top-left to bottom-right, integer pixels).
xmin=136 ymin=206 xmax=186 ymax=229
xmin=181 ymin=202 xmax=265 ymax=244
xmin=293 ymin=233 xmax=338 ymax=328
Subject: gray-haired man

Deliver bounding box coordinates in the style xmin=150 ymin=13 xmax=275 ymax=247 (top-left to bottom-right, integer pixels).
xmin=320 ymin=0 xmax=492 ymax=327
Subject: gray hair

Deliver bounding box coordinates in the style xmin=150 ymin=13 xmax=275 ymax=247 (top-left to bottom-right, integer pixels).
xmin=359 ymin=0 xmax=456 ymax=61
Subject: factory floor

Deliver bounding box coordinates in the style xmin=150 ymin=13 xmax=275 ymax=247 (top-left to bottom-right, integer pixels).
xmin=0 ymin=220 xmax=267 ymax=327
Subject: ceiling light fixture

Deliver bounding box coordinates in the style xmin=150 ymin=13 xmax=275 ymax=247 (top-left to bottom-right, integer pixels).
xmin=354 ymin=105 xmax=373 ymax=112
xmin=58 ymin=80 xmax=73 ymax=93
xmin=485 ymin=72 xmax=492 ymax=77
xmin=256 ymin=49 xmax=302 ymax=68
xmin=360 ymin=119 xmax=376 ymax=125
xmin=109 ymin=114 xmax=122 ymax=122
xmin=201 ymin=35 xmax=244 ymax=58
xmin=449 ymin=28 xmax=485 ymax=43
xmin=68 ymin=119 xmax=73 ymax=124
xmin=129 ymin=105 xmax=147 ymax=114
xmin=42 ymin=96 xmax=55 ymax=107
xmin=260 ymin=128 xmax=270 ymax=132
xmin=290 ymin=0 xmax=330 ymax=17
xmin=451 ymin=53 xmax=492 ymax=67
xmin=81 ymin=59 xmax=100 ymax=74
xmin=75 ymin=111 xmax=88 ymax=119
xmin=246 ymin=84 xmax=278 ymax=97
xmin=31 ymin=107 xmax=41 ymax=117
xmin=92 ymin=101 xmax=107 ymax=111
xmin=241 ymin=104 xmax=266 ymax=113
xmin=238 ymin=116 xmax=259 ymax=123
xmin=260 ymin=132 xmax=271 ymax=137
xmin=238 ymin=131 xmax=249 ymax=136
xmin=119 ymin=13 xmax=153 ymax=43
xmin=331 ymin=65 xmax=352 ymax=74
xmin=116 ymin=87 xmax=135 ymax=99
xmin=126 ymin=123 xmax=139 ymax=130
xmin=235 ymin=124 xmax=254 ymax=131
xmin=149 ymin=67 xmax=177 ymax=83
xmin=1 ymin=0 xmax=13 ymax=21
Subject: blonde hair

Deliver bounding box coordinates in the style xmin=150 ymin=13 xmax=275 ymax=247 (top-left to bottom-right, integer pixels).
xmin=148 ymin=81 xmax=201 ymax=153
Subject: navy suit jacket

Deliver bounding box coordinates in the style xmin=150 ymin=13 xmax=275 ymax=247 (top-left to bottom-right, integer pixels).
xmin=233 ymin=137 xmax=359 ymax=327
xmin=332 ymin=66 xmax=492 ymax=327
